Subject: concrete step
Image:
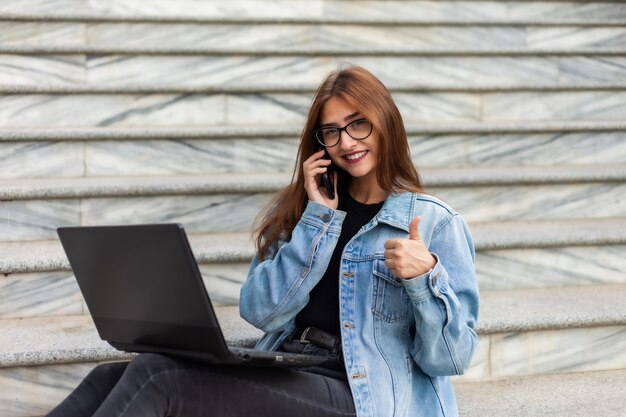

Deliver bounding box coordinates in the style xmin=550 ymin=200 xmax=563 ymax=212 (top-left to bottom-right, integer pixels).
xmin=1 ymin=285 xmax=625 ymax=370
xmin=0 ymin=309 xmax=261 ymax=417
xmin=1 ymin=166 xmax=625 ymax=240
xmin=5 ymin=121 xmax=624 ymax=140
xmin=1 ymin=218 xmax=625 ymax=319
xmin=454 ymin=369 xmax=626 ymax=417
xmin=0 ymin=284 xmax=625 ymax=416
xmin=1 ymin=123 xmax=626 ymax=179
xmin=1 ymin=90 xmax=625 ymax=128
xmin=0 ymin=233 xmax=255 ymax=318
xmin=1 ymin=0 xmax=623 ymax=415
xmin=1 ymin=1 xmax=625 ymax=25
xmin=4 ymin=45 xmax=626 ymax=56
xmin=4 ymin=166 xmax=626 ymax=199
xmin=470 ymin=285 xmax=626 ymax=379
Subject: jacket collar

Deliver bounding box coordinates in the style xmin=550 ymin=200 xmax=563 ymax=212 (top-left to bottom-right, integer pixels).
xmin=374 ymin=191 xmax=414 ymax=233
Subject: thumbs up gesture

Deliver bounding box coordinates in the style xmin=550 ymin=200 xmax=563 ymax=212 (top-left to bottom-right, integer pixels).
xmin=383 ymin=216 xmax=436 ymax=279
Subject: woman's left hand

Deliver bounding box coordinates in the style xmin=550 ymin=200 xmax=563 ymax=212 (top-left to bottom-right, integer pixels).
xmin=384 ymin=216 xmax=436 ymax=279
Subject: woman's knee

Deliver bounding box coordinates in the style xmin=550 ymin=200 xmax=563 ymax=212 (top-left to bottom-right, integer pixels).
xmin=85 ymin=361 xmax=128 ymax=385
xmin=123 ymin=353 xmax=182 ymax=382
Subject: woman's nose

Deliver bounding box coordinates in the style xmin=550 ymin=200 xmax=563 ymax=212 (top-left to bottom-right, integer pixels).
xmin=338 ymin=130 xmax=357 ymax=149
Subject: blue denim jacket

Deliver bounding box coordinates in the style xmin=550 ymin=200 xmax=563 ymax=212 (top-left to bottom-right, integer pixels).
xmin=240 ymin=191 xmax=479 ymax=417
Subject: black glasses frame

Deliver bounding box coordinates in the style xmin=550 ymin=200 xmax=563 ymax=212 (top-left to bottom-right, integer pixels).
xmin=313 ymin=118 xmax=373 ymax=147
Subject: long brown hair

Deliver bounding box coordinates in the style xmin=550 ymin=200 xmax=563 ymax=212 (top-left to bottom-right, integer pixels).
xmin=254 ymin=66 xmax=423 ymax=260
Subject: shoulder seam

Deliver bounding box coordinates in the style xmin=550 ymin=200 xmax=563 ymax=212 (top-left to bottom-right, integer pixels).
xmin=432 ymin=213 xmax=459 ymax=240
xmin=414 ymin=194 xmax=457 ymax=216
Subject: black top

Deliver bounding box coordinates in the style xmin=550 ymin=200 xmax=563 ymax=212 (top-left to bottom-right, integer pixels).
xmin=295 ymin=183 xmax=384 ymax=336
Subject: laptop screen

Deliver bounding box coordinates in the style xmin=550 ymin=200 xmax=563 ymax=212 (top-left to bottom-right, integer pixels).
xmin=58 ymin=224 xmax=229 ymax=354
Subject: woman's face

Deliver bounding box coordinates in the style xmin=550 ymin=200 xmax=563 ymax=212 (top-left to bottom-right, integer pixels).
xmin=319 ymin=96 xmax=380 ymax=185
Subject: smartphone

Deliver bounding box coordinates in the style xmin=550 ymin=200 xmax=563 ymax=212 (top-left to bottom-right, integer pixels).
xmin=321 ymin=150 xmax=336 ymax=200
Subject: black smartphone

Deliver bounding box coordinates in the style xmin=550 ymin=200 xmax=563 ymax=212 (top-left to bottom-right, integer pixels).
xmin=321 ymin=150 xmax=336 ymax=200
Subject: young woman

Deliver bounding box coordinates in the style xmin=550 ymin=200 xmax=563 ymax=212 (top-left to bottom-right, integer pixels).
xmin=46 ymin=66 xmax=478 ymax=417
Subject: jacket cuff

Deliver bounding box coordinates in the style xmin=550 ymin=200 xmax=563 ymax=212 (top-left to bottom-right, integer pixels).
xmin=301 ymin=200 xmax=346 ymax=233
xmin=401 ymin=253 xmax=447 ymax=303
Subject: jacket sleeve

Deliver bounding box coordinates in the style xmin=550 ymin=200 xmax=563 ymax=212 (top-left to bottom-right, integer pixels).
xmin=239 ymin=201 xmax=345 ymax=333
xmin=402 ymin=213 xmax=479 ymax=376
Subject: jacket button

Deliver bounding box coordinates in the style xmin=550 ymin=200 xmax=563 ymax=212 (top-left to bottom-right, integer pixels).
xmin=319 ymin=213 xmax=331 ymax=222
xmin=342 ymin=272 xmax=355 ymax=278
xmin=432 ymin=272 xmax=442 ymax=287
xmin=343 ymin=323 xmax=355 ymax=329
xmin=351 ymin=373 xmax=366 ymax=380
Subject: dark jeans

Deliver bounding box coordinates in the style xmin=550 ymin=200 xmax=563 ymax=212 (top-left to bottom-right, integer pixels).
xmin=46 ymin=353 xmax=356 ymax=417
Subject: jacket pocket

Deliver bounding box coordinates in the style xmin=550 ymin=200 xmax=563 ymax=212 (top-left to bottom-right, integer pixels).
xmin=371 ymin=257 xmax=411 ymax=322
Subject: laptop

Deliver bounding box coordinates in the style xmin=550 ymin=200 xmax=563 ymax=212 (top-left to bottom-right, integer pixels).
xmin=57 ymin=223 xmax=328 ymax=368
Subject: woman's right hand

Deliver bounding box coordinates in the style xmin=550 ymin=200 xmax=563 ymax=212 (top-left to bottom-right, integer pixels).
xmin=303 ymin=149 xmax=338 ymax=210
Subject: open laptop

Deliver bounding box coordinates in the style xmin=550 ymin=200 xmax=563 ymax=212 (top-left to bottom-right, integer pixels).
xmin=57 ymin=223 xmax=328 ymax=368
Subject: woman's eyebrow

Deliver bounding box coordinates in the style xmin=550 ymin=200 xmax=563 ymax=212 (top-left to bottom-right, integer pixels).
xmin=319 ymin=112 xmax=361 ymax=127
xmin=344 ymin=111 xmax=361 ymax=121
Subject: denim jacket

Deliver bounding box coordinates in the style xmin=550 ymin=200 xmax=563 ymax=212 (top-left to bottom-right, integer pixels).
xmin=240 ymin=191 xmax=479 ymax=417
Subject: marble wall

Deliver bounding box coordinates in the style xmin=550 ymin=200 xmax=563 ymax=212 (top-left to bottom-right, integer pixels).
xmin=5 ymin=23 xmax=626 ymax=51
xmin=0 ymin=361 xmax=99 ymax=417
xmin=434 ymin=183 xmax=626 ymax=223
xmin=0 ymin=3 xmax=624 ymax=416
xmin=0 ymin=193 xmax=268 ymax=240
xmin=2 ymin=132 xmax=625 ymax=179
xmin=2 ymin=91 xmax=626 ymax=128
xmin=0 ymin=142 xmax=84 ymax=178
xmin=4 ymin=245 xmax=625 ymax=320
xmin=457 ymin=325 xmax=626 ymax=381
xmin=3 ymin=54 xmax=626 ymax=88
xmin=488 ymin=325 xmax=626 ymax=378
xmin=0 ymin=199 xmax=80 ymax=241
xmin=0 ymin=264 xmax=249 ymax=319
xmin=1 ymin=181 xmax=625 ymax=241
xmin=0 ymin=271 xmax=84 ymax=318
xmin=409 ymin=132 xmax=626 ymax=168
xmin=476 ymin=245 xmax=626 ymax=290
xmin=0 ymin=94 xmax=228 ymax=127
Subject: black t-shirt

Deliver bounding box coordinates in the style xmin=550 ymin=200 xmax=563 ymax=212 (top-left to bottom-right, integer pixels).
xmin=295 ymin=183 xmax=384 ymax=336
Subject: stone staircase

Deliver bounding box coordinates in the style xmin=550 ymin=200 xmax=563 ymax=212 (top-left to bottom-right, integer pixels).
xmin=1 ymin=1 xmax=626 ymax=416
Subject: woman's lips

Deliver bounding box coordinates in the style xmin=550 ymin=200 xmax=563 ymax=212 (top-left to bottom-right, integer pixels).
xmin=343 ymin=150 xmax=368 ymax=164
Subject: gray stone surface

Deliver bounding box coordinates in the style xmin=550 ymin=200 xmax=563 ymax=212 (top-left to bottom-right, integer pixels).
xmin=3 ymin=246 xmax=625 ymax=319
xmin=0 ymin=315 xmax=132 ymax=368
xmin=0 ymin=232 xmax=255 ymax=273
xmin=1 ymin=285 xmax=625 ymax=369
xmin=0 ymin=173 xmax=289 ymax=200
xmin=2 ymin=217 xmax=626 ymax=273
xmin=470 ymin=218 xmax=626 ymax=249
xmin=2 ymin=121 xmax=626 ymax=142
xmin=479 ymin=285 xmax=626 ymax=334
xmin=1 ymin=1 xmax=625 ymax=415
xmin=3 ymin=247 xmax=625 ymax=320
xmin=454 ymin=369 xmax=626 ymax=417
xmin=2 ymin=165 xmax=625 ymax=200
xmin=0 ymin=306 xmax=262 ymax=368
xmin=3 ymin=44 xmax=625 ymax=55
xmin=1 ymin=1 xmax=625 ymax=24
xmin=4 ymin=83 xmax=626 ymax=93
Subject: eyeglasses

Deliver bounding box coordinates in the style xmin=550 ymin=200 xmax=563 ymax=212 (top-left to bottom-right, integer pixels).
xmin=313 ymin=118 xmax=373 ymax=147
